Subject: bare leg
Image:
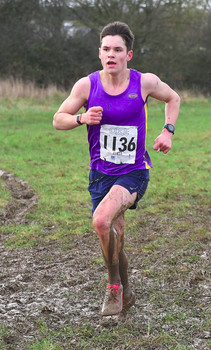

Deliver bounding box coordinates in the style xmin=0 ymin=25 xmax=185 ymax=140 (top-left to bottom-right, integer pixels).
xmin=93 ymin=185 xmax=136 ymax=315
xmin=119 ymin=249 xmax=129 ymax=290
xmin=114 ymin=214 xmax=128 ymax=289
xmin=101 ymin=225 xmax=120 ymax=285
xmin=114 ymin=214 xmax=133 ymax=299
xmin=93 ymin=185 xmax=136 ymax=285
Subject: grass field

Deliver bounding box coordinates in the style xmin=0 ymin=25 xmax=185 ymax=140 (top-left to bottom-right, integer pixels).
xmin=0 ymin=92 xmax=210 ymax=349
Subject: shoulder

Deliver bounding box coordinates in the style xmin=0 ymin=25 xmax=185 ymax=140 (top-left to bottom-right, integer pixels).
xmin=141 ymin=72 xmax=163 ymax=100
xmin=71 ymin=76 xmax=91 ymax=100
xmin=141 ymin=73 xmax=180 ymax=102
xmin=141 ymin=73 xmax=160 ymax=90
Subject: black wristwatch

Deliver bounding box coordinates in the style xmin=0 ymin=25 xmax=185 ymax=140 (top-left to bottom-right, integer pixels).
xmin=163 ymin=123 xmax=175 ymax=134
xmin=76 ymin=114 xmax=83 ymax=125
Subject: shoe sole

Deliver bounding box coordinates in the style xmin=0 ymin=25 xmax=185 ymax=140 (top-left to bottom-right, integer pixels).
xmin=101 ymin=307 xmax=122 ymax=316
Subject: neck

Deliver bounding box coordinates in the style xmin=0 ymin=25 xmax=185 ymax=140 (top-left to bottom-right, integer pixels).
xmin=99 ymin=69 xmax=131 ymax=96
xmin=101 ymin=69 xmax=130 ymax=86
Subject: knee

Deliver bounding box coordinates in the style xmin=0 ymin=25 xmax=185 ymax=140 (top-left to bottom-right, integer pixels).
xmin=93 ymin=213 xmax=110 ymax=238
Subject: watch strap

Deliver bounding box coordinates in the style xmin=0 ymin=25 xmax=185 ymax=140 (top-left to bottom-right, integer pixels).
xmin=76 ymin=114 xmax=83 ymax=125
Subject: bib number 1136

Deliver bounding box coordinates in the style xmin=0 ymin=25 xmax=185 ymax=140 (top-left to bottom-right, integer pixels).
xmin=100 ymin=124 xmax=138 ymax=164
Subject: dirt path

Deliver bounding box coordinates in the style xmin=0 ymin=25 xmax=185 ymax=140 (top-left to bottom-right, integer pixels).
xmin=0 ymin=171 xmax=210 ymax=349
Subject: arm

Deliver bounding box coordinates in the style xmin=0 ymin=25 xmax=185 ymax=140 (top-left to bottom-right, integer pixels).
xmin=53 ymin=76 xmax=103 ymax=130
xmin=142 ymin=73 xmax=181 ymax=154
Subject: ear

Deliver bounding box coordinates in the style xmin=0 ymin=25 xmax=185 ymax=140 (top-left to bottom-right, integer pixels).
xmin=127 ymin=50 xmax=133 ymax=62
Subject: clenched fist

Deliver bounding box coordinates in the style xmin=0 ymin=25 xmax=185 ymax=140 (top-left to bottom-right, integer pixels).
xmin=81 ymin=106 xmax=103 ymax=125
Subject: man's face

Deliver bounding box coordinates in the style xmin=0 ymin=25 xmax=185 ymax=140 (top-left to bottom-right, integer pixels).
xmin=99 ymin=35 xmax=133 ymax=74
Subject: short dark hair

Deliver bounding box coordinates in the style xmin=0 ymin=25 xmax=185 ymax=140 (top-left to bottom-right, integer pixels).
xmin=100 ymin=22 xmax=134 ymax=51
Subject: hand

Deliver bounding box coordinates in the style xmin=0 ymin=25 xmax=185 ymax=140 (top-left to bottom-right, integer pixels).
xmin=81 ymin=106 xmax=103 ymax=125
xmin=153 ymin=130 xmax=172 ymax=154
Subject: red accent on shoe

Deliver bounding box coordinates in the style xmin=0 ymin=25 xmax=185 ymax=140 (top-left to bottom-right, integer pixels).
xmin=107 ymin=284 xmax=120 ymax=292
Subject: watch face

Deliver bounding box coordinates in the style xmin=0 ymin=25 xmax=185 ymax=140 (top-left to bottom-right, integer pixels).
xmin=164 ymin=124 xmax=175 ymax=133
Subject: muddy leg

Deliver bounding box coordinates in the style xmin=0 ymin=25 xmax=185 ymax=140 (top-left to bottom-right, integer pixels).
xmin=119 ymin=249 xmax=130 ymax=292
xmin=115 ymin=215 xmax=135 ymax=312
xmin=107 ymin=226 xmax=121 ymax=284
xmin=114 ymin=214 xmax=130 ymax=292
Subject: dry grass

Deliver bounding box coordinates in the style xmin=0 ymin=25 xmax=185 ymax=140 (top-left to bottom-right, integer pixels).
xmin=0 ymin=78 xmax=210 ymax=103
xmin=0 ymin=77 xmax=67 ymax=100
xmin=179 ymin=90 xmax=210 ymax=103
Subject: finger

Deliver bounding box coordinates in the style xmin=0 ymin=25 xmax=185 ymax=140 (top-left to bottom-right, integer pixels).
xmin=153 ymin=142 xmax=161 ymax=150
xmin=91 ymin=116 xmax=102 ymax=123
xmin=92 ymin=119 xmax=101 ymax=125
xmin=91 ymin=106 xmax=103 ymax=112
xmin=94 ymin=113 xmax=102 ymax=119
xmin=153 ymin=146 xmax=160 ymax=152
xmin=163 ymin=148 xmax=170 ymax=154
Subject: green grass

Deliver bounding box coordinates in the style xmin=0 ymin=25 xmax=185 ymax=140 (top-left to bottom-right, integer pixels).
xmin=0 ymin=98 xmax=92 ymax=245
xmin=125 ymin=96 xmax=211 ymax=237
xmin=0 ymin=96 xmax=210 ymax=247
xmin=23 ymin=320 xmax=203 ymax=350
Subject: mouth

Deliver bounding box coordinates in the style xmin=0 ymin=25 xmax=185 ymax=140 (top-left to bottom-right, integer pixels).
xmin=107 ymin=61 xmax=116 ymax=66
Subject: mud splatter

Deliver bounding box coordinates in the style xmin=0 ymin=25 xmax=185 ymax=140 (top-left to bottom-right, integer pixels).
xmin=0 ymin=170 xmax=37 ymax=225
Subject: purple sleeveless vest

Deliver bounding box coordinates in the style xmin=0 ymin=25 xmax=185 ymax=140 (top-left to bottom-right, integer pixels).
xmin=86 ymin=69 xmax=152 ymax=175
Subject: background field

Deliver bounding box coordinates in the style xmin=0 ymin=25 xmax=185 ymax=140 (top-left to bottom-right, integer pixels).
xmin=0 ymin=93 xmax=210 ymax=349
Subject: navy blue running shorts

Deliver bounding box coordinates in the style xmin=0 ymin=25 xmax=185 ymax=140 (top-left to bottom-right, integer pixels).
xmin=88 ymin=169 xmax=149 ymax=214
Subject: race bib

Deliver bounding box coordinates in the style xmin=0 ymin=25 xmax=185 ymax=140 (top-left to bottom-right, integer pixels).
xmin=100 ymin=124 xmax=138 ymax=164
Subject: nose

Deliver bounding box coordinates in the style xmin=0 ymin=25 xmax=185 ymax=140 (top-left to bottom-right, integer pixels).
xmin=108 ymin=50 xmax=115 ymax=57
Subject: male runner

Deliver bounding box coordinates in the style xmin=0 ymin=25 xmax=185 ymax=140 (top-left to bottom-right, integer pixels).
xmin=53 ymin=21 xmax=180 ymax=317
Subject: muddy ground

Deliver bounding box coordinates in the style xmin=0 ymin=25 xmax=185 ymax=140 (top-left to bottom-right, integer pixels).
xmin=0 ymin=171 xmax=210 ymax=349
